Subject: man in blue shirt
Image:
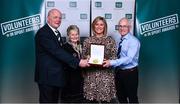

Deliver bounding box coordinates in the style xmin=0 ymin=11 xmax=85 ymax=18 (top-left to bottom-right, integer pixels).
xmin=103 ymin=17 xmax=140 ymax=103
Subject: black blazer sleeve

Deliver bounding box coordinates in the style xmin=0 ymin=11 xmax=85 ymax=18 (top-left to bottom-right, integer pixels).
xmin=35 ymin=24 xmax=80 ymax=69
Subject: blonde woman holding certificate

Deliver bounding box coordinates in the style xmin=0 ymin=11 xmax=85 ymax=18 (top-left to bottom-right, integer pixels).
xmin=82 ymin=16 xmax=117 ymax=103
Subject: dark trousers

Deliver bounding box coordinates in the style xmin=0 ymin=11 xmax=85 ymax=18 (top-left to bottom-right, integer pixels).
xmin=61 ymin=92 xmax=85 ymax=103
xmin=38 ymin=84 xmax=62 ymax=103
xmin=115 ymin=67 xmax=139 ymax=103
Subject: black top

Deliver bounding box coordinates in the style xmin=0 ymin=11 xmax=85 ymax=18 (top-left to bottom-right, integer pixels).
xmin=61 ymin=42 xmax=84 ymax=103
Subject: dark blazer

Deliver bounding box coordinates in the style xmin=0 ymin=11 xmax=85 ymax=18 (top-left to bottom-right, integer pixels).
xmin=61 ymin=43 xmax=84 ymax=102
xmin=35 ymin=24 xmax=80 ymax=87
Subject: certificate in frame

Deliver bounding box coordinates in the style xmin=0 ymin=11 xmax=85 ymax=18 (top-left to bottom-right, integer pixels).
xmin=88 ymin=44 xmax=104 ymax=65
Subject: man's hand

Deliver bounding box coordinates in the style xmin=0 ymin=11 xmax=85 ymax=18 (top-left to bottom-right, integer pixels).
xmin=79 ymin=59 xmax=90 ymax=68
xmin=103 ymin=60 xmax=111 ymax=68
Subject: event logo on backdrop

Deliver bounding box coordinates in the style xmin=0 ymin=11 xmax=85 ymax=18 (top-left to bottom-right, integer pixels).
xmin=45 ymin=0 xmax=135 ymax=37
xmin=46 ymin=0 xmax=91 ymax=37
xmin=139 ymin=14 xmax=179 ymax=37
xmin=0 ymin=0 xmax=135 ymax=38
xmin=0 ymin=14 xmax=42 ymax=37
xmin=91 ymin=0 xmax=135 ymax=36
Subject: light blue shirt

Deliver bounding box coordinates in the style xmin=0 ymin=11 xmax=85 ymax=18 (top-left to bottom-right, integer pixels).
xmin=110 ymin=33 xmax=140 ymax=70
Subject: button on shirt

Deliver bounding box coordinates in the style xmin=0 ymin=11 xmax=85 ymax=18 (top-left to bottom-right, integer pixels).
xmin=110 ymin=33 xmax=140 ymax=70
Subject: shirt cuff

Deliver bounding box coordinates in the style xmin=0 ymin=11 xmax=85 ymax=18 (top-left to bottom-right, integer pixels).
xmin=110 ymin=60 xmax=117 ymax=67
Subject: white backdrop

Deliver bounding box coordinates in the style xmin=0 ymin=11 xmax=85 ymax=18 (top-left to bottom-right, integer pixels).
xmin=45 ymin=0 xmax=135 ymax=43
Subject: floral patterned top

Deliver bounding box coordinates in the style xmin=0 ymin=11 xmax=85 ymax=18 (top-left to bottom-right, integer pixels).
xmin=82 ymin=35 xmax=117 ymax=102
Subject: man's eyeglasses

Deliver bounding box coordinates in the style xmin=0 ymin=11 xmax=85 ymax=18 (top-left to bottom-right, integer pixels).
xmin=118 ymin=25 xmax=129 ymax=29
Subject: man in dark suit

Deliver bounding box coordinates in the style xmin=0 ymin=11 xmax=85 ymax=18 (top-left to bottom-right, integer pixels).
xmin=34 ymin=8 xmax=89 ymax=103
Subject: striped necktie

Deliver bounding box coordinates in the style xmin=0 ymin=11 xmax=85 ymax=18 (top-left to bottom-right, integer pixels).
xmin=117 ymin=38 xmax=124 ymax=58
xmin=55 ymin=30 xmax=63 ymax=46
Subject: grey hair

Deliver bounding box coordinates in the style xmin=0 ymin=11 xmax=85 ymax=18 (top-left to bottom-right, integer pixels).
xmin=66 ymin=25 xmax=80 ymax=44
xmin=119 ymin=17 xmax=132 ymax=27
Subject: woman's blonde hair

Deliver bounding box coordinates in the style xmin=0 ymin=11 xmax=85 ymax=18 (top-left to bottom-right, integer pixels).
xmin=92 ymin=16 xmax=108 ymax=36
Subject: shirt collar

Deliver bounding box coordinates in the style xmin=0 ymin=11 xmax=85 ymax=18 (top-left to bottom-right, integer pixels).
xmin=121 ymin=32 xmax=131 ymax=40
xmin=47 ymin=23 xmax=58 ymax=36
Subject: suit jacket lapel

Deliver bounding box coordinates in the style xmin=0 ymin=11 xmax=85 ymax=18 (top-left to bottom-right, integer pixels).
xmin=45 ymin=24 xmax=60 ymax=46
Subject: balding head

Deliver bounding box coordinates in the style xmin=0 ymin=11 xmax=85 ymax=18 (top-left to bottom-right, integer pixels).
xmin=48 ymin=9 xmax=61 ymax=17
xmin=119 ymin=17 xmax=131 ymax=27
xmin=47 ymin=8 xmax=62 ymax=29
xmin=118 ymin=17 xmax=131 ymax=36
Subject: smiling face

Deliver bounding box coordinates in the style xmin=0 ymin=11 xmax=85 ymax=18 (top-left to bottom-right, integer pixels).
xmin=47 ymin=9 xmax=62 ymax=29
xmin=92 ymin=16 xmax=107 ymax=37
xmin=94 ymin=20 xmax=105 ymax=36
xmin=67 ymin=25 xmax=80 ymax=44
xmin=69 ymin=30 xmax=79 ymax=44
xmin=118 ymin=18 xmax=131 ymax=36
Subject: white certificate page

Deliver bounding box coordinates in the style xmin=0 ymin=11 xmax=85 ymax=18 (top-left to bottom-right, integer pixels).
xmin=89 ymin=44 xmax=104 ymax=65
